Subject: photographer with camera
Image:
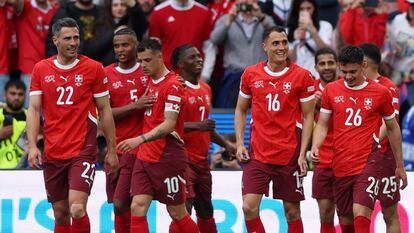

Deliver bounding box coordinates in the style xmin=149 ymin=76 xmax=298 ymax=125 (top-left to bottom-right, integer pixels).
xmin=210 ymin=0 xmax=274 ymax=108
xmin=339 ymin=0 xmax=388 ymax=49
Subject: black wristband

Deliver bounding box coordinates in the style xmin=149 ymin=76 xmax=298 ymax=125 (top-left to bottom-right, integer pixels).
xmin=140 ymin=135 xmax=147 ymax=143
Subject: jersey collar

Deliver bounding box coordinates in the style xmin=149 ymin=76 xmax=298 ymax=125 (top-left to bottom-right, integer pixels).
xmin=53 ymin=58 xmax=80 ymax=70
xmin=152 ymin=71 xmax=170 ymax=84
xmin=264 ymin=65 xmax=289 ymax=77
xmin=343 ymin=80 xmax=368 ymax=90
xmin=184 ymin=80 xmax=200 ymax=89
xmin=115 ymin=63 xmax=140 ymax=74
xmin=170 ymin=0 xmax=194 ymax=11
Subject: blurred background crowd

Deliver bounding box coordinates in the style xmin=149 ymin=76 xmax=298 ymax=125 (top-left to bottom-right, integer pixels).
xmin=1 ymin=0 xmax=414 ymax=170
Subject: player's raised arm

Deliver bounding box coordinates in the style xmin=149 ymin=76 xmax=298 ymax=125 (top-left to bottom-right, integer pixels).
xmin=27 ymin=94 xmax=42 ymax=169
xmin=235 ymin=95 xmax=250 ymax=162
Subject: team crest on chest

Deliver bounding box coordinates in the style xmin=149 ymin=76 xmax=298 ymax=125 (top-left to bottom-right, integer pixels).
xmin=254 ymin=80 xmax=264 ymax=88
xmin=334 ymin=96 xmax=345 ymax=103
xmin=364 ymin=98 xmax=373 ymax=110
xmin=75 ymin=75 xmax=83 ymax=86
xmin=188 ymin=96 xmax=196 ymax=104
xmin=283 ymin=82 xmax=291 ymax=94
xmin=44 ymin=75 xmax=55 ymax=83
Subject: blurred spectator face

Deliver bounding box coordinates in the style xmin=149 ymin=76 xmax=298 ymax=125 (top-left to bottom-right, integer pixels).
xmin=111 ymin=0 xmax=127 ymax=19
xmin=262 ymin=31 xmax=289 ymax=64
xmin=138 ymin=49 xmax=163 ymax=77
xmin=138 ymin=0 xmax=156 ymax=14
xmin=5 ymin=86 xmax=25 ymax=111
xmin=408 ymin=4 xmax=414 ymax=19
xmin=114 ymin=34 xmax=138 ymax=64
xmin=53 ymin=27 xmax=80 ymax=60
xmin=299 ymin=0 xmax=315 ymax=16
xmin=179 ymin=47 xmax=203 ymax=77
xmin=315 ymin=53 xmax=337 ymax=83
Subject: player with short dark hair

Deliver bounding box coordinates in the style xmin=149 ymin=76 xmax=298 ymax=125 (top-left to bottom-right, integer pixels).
xmin=235 ymin=25 xmax=315 ymax=233
xmin=311 ymin=47 xmax=338 ymax=233
xmin=27 ymin=17 xmax=119 ymax=233
xmin=104 ymin=27 xmax=156 ymax=233
xmin=117 ymin=38 xmax=199 ymax=233
xmin=169 ymin=44 xmax=236 ymax=233
xmin=311 ymin=45 xmax=407 ymax=233
xmin=359 ymin=42 xmax=402 ymax=233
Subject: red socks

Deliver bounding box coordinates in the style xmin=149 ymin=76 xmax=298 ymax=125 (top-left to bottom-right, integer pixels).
xmin=354 ymin=216 xmax=370 ymax=233
xmin=245 ymin=217 xmax=265 ymax=233
xmin=71 ymin=214 xmax=90 ymax=233
xmin=54 ymin=223 xmax=70 ymax=233
xmin=340 ymin=224 xmax=355 ymax=233
xmin=321 ymin=222 xmax=335 ymax=233
xmin=115 ymin=211 xmax=131 ymax=233
xmin=197 ymin=217 xmax=217 ymax=233
xmin=130 ymin=216 xmax=149 ymax=233
xmin=175 ymin=214 xmax=199 ymax=233
xmin=287 ymin=219 xmax=304 ymax=233
xmin=169 ymin=221 xmax=182 ymax=233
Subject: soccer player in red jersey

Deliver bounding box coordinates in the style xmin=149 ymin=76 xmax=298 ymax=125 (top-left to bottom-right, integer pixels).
xmin=359 ymin=43 xmax=402 ymax=233
xmin=169 ymin=44 xmax=236 ymax=233
xmin=235 ymin=26 xmax=315 ymax=233
xmin=27 ymin=18 xmax=119 ymax=233
xmin=311 ymin=47 xmax=338 ymax=233
xmin=311 ymin=46 xmax=408 ymax=233
xmin=104 ymin=28 xmax=156 ymax=233
xmin=117 ymin=39 xmax=199 ymax=233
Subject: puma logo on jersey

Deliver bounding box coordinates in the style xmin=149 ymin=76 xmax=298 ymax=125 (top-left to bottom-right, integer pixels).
xmin=387 ymin=193 xmax=395 ymax=200
xmin=369 ymin=194 xmax=375 ymax=203
xmin=197 ymin=96 xmax=204 ymax=102
xmin=60 ymin=76 xmax=68 ymax=82
xmin=167 ymin=194 xmax=176 ymax=200
xmin=349 ymin=97 xmax=358 ymax=104
xmin=269 ymin=81 xmax=277 ymax=88
xmin=295 ymin=188 xmax=303 ymax=195
xmin=127 ymin=79 xmax=136 ymax=85
xmin=172 ymin=85 xmax=179 ymax=91
xmin=85 ymin=179 xmax=91 ymax=187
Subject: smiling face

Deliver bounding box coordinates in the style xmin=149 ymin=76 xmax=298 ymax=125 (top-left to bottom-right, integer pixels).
xmin=53 ymin=27 xmax=80 ymax=60
xmin=178 ymin=47 xmax=203 ymax=77
xmin=339 ymin=62 xmax=366 ymax=87
xmin=315 ymin=53 xmax=337 ymax=83
xmin=262 ymin=30 xmax=289 ymax=64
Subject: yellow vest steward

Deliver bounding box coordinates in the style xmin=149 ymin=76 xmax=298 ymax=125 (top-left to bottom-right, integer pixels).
xmin=0 ymin=108 xmax=27 ymax=169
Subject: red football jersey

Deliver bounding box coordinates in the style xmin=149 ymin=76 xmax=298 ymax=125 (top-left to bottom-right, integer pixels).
xmin=314 ymin=79 xmax=334 ymax=168
xmin=105 ymin=63 xmax=148 ymax=155
xmin=239 ymin=62 xmax=315 ymax=165
xmin=138 ymin=72 xmax=186 ymax=163
xmin=182 ymin=80 xmax=212 ymax=163
xmin=149 ymin=0 xmax=214 ymax=69
xmin=0 ymin=5 xmax=8 ymax=74
xmin=16 ymin=0 xmax=57 ymax=74
xmin=30 ymin=55 xmax=108 ymax=160
xmin=320 ymin=79 xmax=395 ymax=177
xmin=376 ymin=76 xmax=400 ymax=154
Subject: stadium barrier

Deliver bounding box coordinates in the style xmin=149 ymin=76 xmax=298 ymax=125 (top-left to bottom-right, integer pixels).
xmin=0 ymin=171 xmax=412 ymax=232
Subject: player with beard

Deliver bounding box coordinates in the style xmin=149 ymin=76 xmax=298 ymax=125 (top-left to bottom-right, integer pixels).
xmin=359 ymin=43 xmax=402 ymax=233
xmin=169 ymin=44 xmax=236 ymax=233
xmin=104 ymin=28 xmax=156 ymax=233
xmin=311 ymin=46 xmax=407 ymax=233
xmin=235 ymin=26 xmax=315 ymax=233
xmin=0 ymin=79 xmax=27 ymax=168
xmin=27 ymin=18 xmax=119 ymax=233
xmin=310 ymin=48 xmax=338 ymax=233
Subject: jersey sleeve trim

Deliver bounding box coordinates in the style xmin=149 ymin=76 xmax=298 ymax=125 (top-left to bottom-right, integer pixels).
xmin=384 ymin=112 xmax=396 ymax=121
xmin=29 ymin=91 xmax=43 ymax=96
xmin=296 ymin=121 xmax=303 ymax=129
xmin=395 ymin=110 xmax=400 ymax=115
xmin=320 ymin=108 xmax=332 ymax=114
xmin=239 ymin=91 xmax=251 ymax=99
xmin=299 ymin=94 xmax=315 ymax=103
xmin=93 ymin=90 xmax=109 ymax=98
xmin=392 ymin=98 xmax=399 ymax=104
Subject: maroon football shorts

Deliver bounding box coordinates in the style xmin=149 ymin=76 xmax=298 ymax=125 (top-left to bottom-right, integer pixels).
xmin=242 ymin=151 xmax=305 ymax=202
xmin=377 ymin=148 xmax=400 ymax=208
xmin=333 ymin=150 xmax=383 ymax=216
xmin=186 ymin=159 xmax=212 ymax=201
xmin=312 ymin=167 xmax=334 ymax=200
xmin=131 ymin=155 xmax=187 ymax=205
xmin=43 ymin=153 xmax=97 ymax=203
xmin=106 ymin=153 xmax=136 ymax=203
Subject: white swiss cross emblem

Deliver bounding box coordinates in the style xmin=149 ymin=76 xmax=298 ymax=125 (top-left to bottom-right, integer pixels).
xmin=189 ymin=97 xmax=196 ymax=104
xmin=364 ymin=98 xmax=373 ymax=110
xmin=75 ymin=75 xmax=83 ymax=86
xmin=283 ymin=82 xmax=291 ymax=94
xmin=140 ymin=76 xmax=148 ymax=84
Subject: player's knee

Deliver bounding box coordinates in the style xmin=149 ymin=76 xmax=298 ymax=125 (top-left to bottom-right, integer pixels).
xmin=242 ymin=202 xmax=260 ymax=218
xmin=382 ymin=205 xmax=399 ymax=224
xmin=53 ymin=207 xmax=71 ymax=224
xmin=70 ymin=203 xmax=86 ymax=218
xmin=319 ymin=207 xmax=335 ymax=223
xmin=167 ymin=205 xmax=187 ymax=220
xmin=130 ymin=198 xmax=150 ymax=216
xmin=113 ymin=199 xmax=127 ymax=215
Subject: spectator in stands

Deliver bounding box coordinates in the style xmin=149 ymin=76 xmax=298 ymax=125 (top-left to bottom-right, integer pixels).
xmin=210 ymin=0 xmax=274 ymax=108
xmin=138 ymin=0 xmax=156 ymax=21
xmin=210 ymin=133 xmax=241 ymax=169
xmin=45 ymin=0 xmax=104 ymax=57
xmin=385 ymin=0 xmax=414 ymax=87
xmin=9 ymin=0 xmax=58 ymax=108
xmin=287 ymin=0 xmax=332 ymax=78
xmin=339 ymin=0 xmax=388 ymax=49
xmin=0 ymin=79 xmax=27 ymax=169
xmin=0 ymin=1 xmax=10 ymax=103
xmin=149 ymin=0 xmax=214 ymax=69
xmin=259 ymin=0 xmax=291 ymax=26
xmin=85 ymin=0 xmax=147 ymax=66
xmin=315 ymin=0 xmax=339 ymax=27
xmin=402 ymin=105 xmax=414 ymax=170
